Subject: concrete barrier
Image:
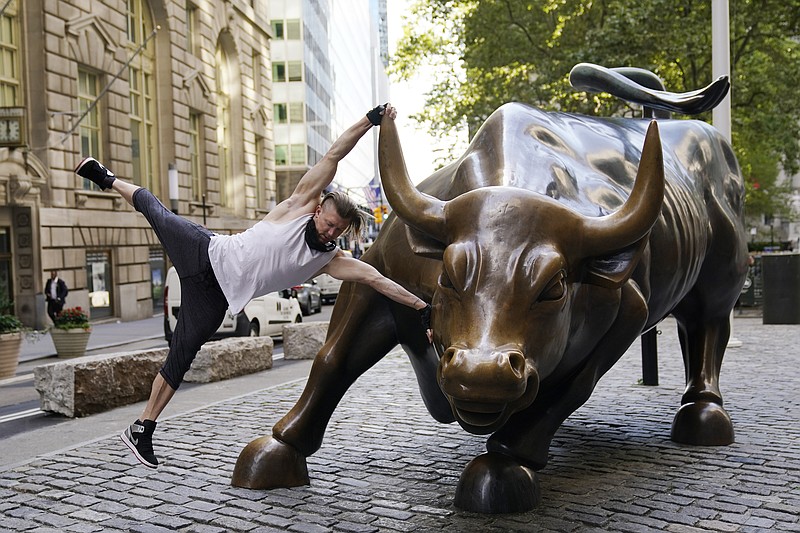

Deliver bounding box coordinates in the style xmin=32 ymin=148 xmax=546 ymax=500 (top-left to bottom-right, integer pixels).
xmin=282 ymin=321 xmax=329 ymax=360
xmin=34 ymin=337 xmax=273 ymax=417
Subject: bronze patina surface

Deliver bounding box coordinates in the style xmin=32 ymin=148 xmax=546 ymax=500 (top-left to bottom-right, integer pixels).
xmin=232 ymin=66 xmax=748 ymax=514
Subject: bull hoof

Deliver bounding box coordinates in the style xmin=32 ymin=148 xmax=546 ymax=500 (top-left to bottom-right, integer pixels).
xmin=671 ymin=401 xmax=734 ymax=446
xmin=454 ymin=452 xmax=540 ymax=514
xmin=231 ymin=436 xmax=310 ymax=489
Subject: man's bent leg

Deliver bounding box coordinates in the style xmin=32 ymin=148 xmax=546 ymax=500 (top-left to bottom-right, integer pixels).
xmin=140 ymin=374 xmax=176 ymax=422
xmin=121 ymin=272 xmax=227 ymax=469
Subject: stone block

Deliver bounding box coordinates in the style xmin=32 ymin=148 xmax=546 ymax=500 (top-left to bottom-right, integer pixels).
xmin=183 ymin=336 xmax=273 ymax=383
xmin=283 ymin=321 xmax=329 ymax=360
xmin=34 ymin=337 xmax=274 ymax=417
xmin=34 ymin=348 xmax=168 ymax=417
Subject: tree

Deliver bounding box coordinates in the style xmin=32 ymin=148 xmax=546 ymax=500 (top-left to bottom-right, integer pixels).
xmin=393 ymin=0 xmax=800 ymax=223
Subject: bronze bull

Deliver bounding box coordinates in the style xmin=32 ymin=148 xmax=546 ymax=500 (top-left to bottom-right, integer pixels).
xmin=232 ymin=68 xmax=749 ymax=514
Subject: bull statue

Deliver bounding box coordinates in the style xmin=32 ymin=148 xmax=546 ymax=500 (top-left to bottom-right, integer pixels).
xmin=232 ymin=64 xmax=749 ymax=514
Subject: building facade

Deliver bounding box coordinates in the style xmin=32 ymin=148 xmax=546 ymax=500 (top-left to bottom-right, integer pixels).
xmin=2 ymin=0 xmax=276 ymax=328
xmin=269 ymin=0 xmax=333 ymax=202
xmin=269 ymin=0 xmax=389 ymax=247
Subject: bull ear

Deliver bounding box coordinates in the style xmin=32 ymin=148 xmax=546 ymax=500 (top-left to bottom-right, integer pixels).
xmin=584 ymin=235 xmax=648 ymax=289
xmin=406 ymin=227 xmax=446 ymax=260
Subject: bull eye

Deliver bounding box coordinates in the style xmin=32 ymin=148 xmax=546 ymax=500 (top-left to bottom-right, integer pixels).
xmin=539 ymin=271 xmax=566 ymax=301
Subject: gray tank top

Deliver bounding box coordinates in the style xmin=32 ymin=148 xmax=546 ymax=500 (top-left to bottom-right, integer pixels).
xmin=207 ymin=214 xmax=337 ymax=313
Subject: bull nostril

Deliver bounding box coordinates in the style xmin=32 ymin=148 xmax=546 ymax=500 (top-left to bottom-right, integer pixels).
xmin=507 ymin=350 xmax=526 ymax=378
xmin=440 ymin=347 xmax=457 ymax=367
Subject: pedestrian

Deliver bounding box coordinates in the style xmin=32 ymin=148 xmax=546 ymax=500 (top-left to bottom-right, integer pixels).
xmin=44 ymin=270 xmax=68 ymax=323
xmin=74 ymin=104 xmax=432 ymax=470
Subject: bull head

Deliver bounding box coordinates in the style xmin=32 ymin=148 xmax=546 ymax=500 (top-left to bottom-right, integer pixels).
xmin=379 ymin=117 xmax=664 ymax=435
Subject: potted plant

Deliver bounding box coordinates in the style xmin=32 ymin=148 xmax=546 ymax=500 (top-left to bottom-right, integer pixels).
xmin=0 ymin=309 xmax=23 ymax=379
xmin=51 ymin=306 xmax=92 ymax=358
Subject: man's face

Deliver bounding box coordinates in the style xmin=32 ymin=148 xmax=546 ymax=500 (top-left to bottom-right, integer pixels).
xmin=50 ymin=271 xmax=58 ymax=279
xmin=313 ymin=203 xmax=349 ymax=244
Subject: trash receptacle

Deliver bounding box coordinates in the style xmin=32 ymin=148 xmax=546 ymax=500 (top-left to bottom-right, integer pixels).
xmin=761 ymin=252 xmax=800 ymax=324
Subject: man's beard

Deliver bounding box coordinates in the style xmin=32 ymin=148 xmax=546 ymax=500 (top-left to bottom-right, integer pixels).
xmin=304 ymin=217 xmax=336 ymax=252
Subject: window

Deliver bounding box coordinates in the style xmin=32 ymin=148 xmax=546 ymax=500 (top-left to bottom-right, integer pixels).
xmin=289 ymin=102 xmax=304 ymax=123
xmin=86 ymin=250 xmax=113 ymax=319
xmin=290 ymin=145 xmax=305 ymax=165
xmin=0 ymin=0 xmax=20 ymax=106
xmin=78 ymin=69 xmax=102 ymax=191
xmin=275 ymin=144 xmax=306 ymax=166
xmin=274 ymin=103 xmax=287 ymax=124
xmin=286 ymin=20 xmax=301 ymax=40
xmin=186 ymin=2 xmax=199 ymax=57
xmin=273 ymin=61 xmax=303 ymax=83
xmin=189 ymin=111 xmax=204 ymax=201
xmin=270 ymin=19 xmax=284 ymax=39
xmin=127 ymin=0 xmax=158 ymax=191
xmin=253 ymin=52 xmax=263 ymax=96
xmin=256 ymin=136 xmax=266 ymax=209
xmin=287 ymin=61 xmax=303 ymax=82
xmin=275 ymin=144 xmax=287 ymax=165
xmin=272 ymin=62 xmax=286 ymax=82
xmin=216 ymin=47 xmax=232 ymax=207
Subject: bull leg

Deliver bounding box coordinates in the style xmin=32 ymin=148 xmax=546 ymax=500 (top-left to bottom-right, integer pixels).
xmin=453 ymin=282 xmax=648 ymax=514
xmin=670 ymin=313 xmax=734 ymax=445
xmin=231 ymin=283 xmax=399 ymax=489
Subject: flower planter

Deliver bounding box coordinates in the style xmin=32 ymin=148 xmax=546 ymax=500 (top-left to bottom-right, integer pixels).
xmin=0 ymin=332 xmax=22 ymax=378
xmin=51 ymin=328 xmax=92 ymax=358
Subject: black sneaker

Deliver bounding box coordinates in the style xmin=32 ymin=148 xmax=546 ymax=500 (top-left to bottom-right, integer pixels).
xmin=121 ymin=419 xmax=159 ymax=469
xmin=75 ymin=157 xmax=116 ymax=190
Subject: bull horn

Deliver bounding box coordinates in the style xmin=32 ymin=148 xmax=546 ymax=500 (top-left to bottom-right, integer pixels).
xmin=582 ymin=120 xmax=665 ymax=255
xmin=378 ymin=115 xmax=447 ymax=242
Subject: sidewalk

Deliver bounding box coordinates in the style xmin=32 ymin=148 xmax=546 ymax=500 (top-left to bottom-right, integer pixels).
xmin=19 ymin=315 xmax=165 ymax=363
xmin=1 ymin=316 xmax=798 ymax=532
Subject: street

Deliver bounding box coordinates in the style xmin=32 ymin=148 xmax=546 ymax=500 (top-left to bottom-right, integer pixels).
xmin=1 ymin=315 xmax=798 ymax=532
xmin=0 ymin=304 xmax=333 ymax=457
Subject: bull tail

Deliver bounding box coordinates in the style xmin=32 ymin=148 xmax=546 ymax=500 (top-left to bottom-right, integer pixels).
xmin=569 ymin=62 xmax=729 ymax=116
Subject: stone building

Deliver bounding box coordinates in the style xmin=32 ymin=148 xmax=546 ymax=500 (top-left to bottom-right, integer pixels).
xmin=2 ymin=0 xmax=276 ymax=328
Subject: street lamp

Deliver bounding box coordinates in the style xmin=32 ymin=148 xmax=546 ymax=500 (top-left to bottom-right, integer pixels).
xmin=168 ymin=163 xmax=179 ymax=214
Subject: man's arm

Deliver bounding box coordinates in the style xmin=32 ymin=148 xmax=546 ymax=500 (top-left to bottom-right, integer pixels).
xmin=318 ymin=254 xmax=432 ymax=342
xmin=277 ymin=104 xmax=396 ymax=217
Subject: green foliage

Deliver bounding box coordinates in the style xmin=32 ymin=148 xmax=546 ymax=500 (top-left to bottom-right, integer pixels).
xmin=0 ymin=314 xmax=22 ymax=334
xmin=393 ymin=0 xmax=800 ymax=220
xmin=53 ymin=307 xmax=91 ymax=331
xmin=0 ymin=296 xmax=21 ymax=334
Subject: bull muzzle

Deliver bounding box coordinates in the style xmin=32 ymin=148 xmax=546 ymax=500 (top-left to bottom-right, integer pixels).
xmin=438 ymin=346 xmax=540 ymax=434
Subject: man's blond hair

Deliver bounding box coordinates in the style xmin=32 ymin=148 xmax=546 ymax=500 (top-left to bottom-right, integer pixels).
xmin=320 ymin=191 xmax=368 ymax=238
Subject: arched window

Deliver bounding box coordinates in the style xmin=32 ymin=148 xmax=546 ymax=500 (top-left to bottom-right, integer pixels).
xmin=216 ymin=47 xmax=232 ymax=208
xmin=127 ymin=0 xmax=159 ymax=192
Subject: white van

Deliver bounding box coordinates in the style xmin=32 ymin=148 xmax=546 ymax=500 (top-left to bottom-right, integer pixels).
xmin=313 ymin=250 xmax=352 ymax=303
xmin=163 ymin=266 xmax=302 ymax=343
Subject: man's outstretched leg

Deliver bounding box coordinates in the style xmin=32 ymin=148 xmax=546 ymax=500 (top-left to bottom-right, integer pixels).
xmin=76 ymin=157 xmax=141 ymax=205
xmin=75 ymin=157 xmax=227 ymax=469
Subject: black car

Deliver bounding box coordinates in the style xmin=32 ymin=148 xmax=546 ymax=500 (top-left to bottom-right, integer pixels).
xmin=286 ymin=281 xmax=322 ymax=316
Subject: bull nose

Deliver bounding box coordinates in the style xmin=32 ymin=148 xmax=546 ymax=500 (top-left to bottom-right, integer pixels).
xmin=439 ymin=346 xmax=530 ymax=403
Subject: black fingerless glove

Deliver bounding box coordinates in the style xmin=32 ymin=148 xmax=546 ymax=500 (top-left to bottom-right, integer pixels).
xmin=418 ymin=304 xmax=432 ymax=331
xmin=366 ymin=103 xmax=388 ymax=126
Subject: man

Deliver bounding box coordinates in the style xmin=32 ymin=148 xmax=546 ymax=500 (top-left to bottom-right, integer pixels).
xmin=44 ymin=270 xmax=68 ymax=323
xmin=75 ymin=104 xmax=432 ymax=469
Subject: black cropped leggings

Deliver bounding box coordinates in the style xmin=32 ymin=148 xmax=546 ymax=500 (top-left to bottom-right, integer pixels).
xmin=133 ymin=188 xmax=228 ymax=390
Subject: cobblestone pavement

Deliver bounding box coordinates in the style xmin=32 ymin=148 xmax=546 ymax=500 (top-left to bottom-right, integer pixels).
xmin=1 ymin=317 xmax=798 ymax=532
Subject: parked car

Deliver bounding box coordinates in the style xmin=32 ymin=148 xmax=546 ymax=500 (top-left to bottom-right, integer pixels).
xmin=164 ymin=267 xmax=302 ymax=343
xmin=313 ymin=250 xmax=352 ymax=303
xmin=289 ymin=280 xmax=322 ymax=316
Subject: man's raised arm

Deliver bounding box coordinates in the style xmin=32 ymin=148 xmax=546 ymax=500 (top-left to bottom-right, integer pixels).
xmin=289 ymin=104 xmax=395 ymax=210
